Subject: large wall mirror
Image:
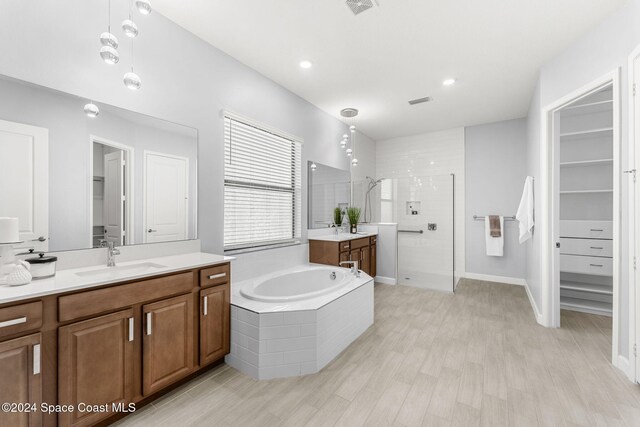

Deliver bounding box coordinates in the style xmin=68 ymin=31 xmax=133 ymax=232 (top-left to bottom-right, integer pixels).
xmin=0 ymin=75 xmax=198 ymax=253
xmin=307 ymin=161 xmax=351 ymax=229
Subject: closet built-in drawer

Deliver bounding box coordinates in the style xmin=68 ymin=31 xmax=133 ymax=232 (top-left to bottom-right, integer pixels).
xmin=0 ymin=301 xmax=43 ymax=339
xmin=560 ymin=220 xmax=613 ymax=239
xmin=339 ymin=241 xmax=351 ymax=253
xmin=560 ymin=238 xmax=613 ymax=258
xmin=560 ymin=254 xmax=613 ymax=276
xmin=351 ymin=237 xmax=369 ymax=249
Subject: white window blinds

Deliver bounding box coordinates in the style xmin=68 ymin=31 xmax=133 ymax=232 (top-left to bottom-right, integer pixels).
xmin=224 ymin=115 xmax=302 ymax=251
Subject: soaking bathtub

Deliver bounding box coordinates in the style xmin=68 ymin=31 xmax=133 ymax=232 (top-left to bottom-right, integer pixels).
xmin=226 ymin=264 xmax=374 ymax=380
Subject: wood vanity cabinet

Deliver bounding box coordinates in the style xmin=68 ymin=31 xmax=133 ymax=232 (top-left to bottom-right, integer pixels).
xmin=0 ymin=333 xmax=42 ymax=427
xmin=142 ymin=294 xmax=194 ymax=395
xmin=199 ymin=263 xmax=231 ymax=366
xmin=58 ymin=309 xmax=135 ymax=427
xmin=309 ymin=236 xmax=377 ymax=277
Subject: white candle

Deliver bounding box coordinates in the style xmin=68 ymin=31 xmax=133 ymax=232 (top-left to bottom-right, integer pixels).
xmin=0 ymin=217 xmax=19 ymax=243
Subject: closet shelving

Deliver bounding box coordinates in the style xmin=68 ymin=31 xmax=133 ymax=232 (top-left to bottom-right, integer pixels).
xmin=558 ymin=87 xmax=614 ymax=316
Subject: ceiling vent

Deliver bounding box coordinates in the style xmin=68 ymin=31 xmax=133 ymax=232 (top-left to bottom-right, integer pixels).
xmin=408 ymin=96 xmax=432 ymax=106
xmin=346 ymin=0 xmax=374 ymax=16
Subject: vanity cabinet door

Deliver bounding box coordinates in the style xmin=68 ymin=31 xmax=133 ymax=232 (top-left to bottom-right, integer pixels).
xmin=339 ymin=251 xmax=350 ymax=265
xmin=370 ymin=244 xmax=377 ymax=278
xmin=0 ymin=333 xmax=42 ymax=427
xmin=142 ymin=294 xmax=194 ymax=395
xmin=200 ymin=285 xmax=230 ymax=366
xmin=58 ymin=309 xmax=135 ymax=427
xmin=360 ymin=247 xmax=371 ymax=276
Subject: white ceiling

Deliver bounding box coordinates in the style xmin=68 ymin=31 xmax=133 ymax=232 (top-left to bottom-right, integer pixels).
xmin=154 ymin=0 xmax=627 ymax=140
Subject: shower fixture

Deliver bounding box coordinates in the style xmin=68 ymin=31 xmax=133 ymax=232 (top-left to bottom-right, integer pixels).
xmin=363 ymin=176 xmax=384 ymax=223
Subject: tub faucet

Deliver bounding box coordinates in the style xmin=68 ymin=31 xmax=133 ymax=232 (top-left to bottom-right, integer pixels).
xmin=340 ymin=261 xmax=360 ymax=278
xmin=106 ymin=241 xmax=120 ymax=267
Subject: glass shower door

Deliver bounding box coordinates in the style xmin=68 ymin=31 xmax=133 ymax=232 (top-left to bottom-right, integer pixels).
xmin=383 ymin=174 xmax=455 ymax=292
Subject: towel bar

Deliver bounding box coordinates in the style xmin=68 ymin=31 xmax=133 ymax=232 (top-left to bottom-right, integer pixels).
xmin=473 ymin=215 xmax=516 ymax=221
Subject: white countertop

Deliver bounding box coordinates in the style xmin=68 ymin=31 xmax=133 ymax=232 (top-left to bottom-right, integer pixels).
xmin=0 ymin=252 xmax=233 ymax=305
xmin=307 ymin=231 xmax=377 ymax=242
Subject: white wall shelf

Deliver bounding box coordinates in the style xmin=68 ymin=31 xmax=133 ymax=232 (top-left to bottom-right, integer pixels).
xmin=560 ymin=298 xmax=612 ymax=316
xmin=559 ymin=127 xmax=613 ymax=140
xmin=560 ymin=281 xmax=613 ymax=295
xmin=559 ymin=159 xmax=613 ymax=168
xmin=560 ymin=189 xmax=613 ymax=194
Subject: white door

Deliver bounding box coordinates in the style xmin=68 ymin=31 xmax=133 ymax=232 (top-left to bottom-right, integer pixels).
xmin=0 ymin=119 xmax=48 ymax=251
xmin=145 ymin=152 xmax=188 ymax=243
xmin=103 ymin=151 xmax=125 ymax=246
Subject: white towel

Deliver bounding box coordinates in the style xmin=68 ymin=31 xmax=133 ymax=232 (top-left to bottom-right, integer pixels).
xmin=516 ymin=176 xmax=535 ymax=244
xmin=485 ymin=216 xmax=504 ymax=257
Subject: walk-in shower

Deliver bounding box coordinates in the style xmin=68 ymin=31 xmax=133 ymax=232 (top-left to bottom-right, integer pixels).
xmin=353 ymin=173 xmax=456 ymax=292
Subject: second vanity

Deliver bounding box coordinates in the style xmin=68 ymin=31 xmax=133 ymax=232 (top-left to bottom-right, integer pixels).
xmin=308 ymin=232 xmax=377 ymax=277
xmin=0 ymin=251 xmax=232 ymax=427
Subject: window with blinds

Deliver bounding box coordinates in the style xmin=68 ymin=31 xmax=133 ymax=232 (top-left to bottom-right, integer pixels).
xmin=224 ymin=115 xmax=302 ymax=251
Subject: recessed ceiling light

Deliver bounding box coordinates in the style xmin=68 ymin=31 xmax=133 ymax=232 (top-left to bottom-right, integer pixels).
xmin=443 ymin=78 xmax=456 ymax=86
xmin=300 ymin=60 xmax=313 ymax=69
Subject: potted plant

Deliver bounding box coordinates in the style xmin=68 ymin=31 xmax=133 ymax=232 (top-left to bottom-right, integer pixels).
xmin=333 ymin=207 xmax=344 ymax=227
xmin=346 ymin=207 xmax=361 ymax=234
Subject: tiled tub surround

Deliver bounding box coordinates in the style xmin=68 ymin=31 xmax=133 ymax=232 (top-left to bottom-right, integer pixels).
xmin=226 ymin=265 xmax=374 ymax=380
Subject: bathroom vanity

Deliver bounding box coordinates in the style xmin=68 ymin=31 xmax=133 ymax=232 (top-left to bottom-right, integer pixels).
xmin=308 ymin=233 xmax=377 ymax=277
xmin=0 ymin=253 xmax=231 ymax=427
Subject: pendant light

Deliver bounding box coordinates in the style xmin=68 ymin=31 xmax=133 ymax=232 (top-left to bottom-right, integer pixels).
xmin=99 ymin=0 xmax=119 ymax=64
xmin=310 ymin=162 xmax=317 ymax=171
xmin=84 ymin=102 xmax=100 ymax=118
xmin=350 ymin=125 xmax=358 ymax=167
xmin=124 ymin=39 xmax=141 ymax=90
xmin=340 ymin=108 xmax=360 ymax=166
xmin=122 ymin=0 xmax=139 ymax=38
xmin=135 ymin=0 xmax=152 ymax=15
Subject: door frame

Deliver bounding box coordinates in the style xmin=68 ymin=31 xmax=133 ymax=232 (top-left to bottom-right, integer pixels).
xmin=142 ymin=150 xmax=190 ymax=244
xmin=540 ymin=69 xmax=623 ymax=370
xmin=88 ymin=135 xmax=135 ymax=247
xmin=629 ymin=43 xmax=640 ymax=383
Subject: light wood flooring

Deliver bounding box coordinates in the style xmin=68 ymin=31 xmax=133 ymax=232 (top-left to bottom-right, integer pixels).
xmin=115 ymin=279 xmax=640 ymax=426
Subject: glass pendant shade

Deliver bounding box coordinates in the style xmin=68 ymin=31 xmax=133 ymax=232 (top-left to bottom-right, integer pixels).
xmin=99 ymin=46 xmax=119 ymax=64
xmin=310 ymin=162 xmax=317 ymax=171
xmin=83 ymin=103 xmax=99 ymax=118
xmin=351 ymin=158 xmax=359 ymax=166
xmin=346 ymin=148 xmax=353 ymax=157
xmin=349 ymin=125 xmax=356 ymax=132
xmin=123 ymin=71 xmax=142 ymax=90
xmin=100 ymin=32 xmax=119 ymax=49
xmin=340 ymin=139 xmax=347 ymax=149
xmin=122 ymin=19 xmax=139 ymax=38
xmin=136 ymin=0 xmax=152 ymax=15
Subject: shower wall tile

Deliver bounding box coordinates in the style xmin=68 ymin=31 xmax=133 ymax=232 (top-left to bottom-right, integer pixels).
xmin=375 ymin=128 xmax=466 ymax=281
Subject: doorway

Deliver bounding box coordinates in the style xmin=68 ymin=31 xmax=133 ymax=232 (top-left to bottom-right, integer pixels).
xmin=543 ymin=70 xmax=622 ymax=371
xmin=630 ymin=45 xmax=640 ymax=383
xmin=143 ymin=151 xmax=189 ymax=243
xmin=90 ymin=136 xmax=134 ymax=248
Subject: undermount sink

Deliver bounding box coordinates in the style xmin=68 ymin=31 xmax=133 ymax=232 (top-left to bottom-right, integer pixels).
xmin=75 ymin=262 xmax=167 ymax=279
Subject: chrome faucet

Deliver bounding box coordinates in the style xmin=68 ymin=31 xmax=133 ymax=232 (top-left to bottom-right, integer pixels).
xmin=106 ymin=241 xmax=120 ymax=267
xmin=340 ymin=260 xmax=360 ymax=278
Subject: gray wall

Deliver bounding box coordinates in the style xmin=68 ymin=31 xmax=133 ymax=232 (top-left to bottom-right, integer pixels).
xmin=465 ymin=118 xmax=527 ymax=279
xmin=526 ymin=0 xmax=640 ymax=358
xmin=0 ymin=0 xmax=357 ymax=254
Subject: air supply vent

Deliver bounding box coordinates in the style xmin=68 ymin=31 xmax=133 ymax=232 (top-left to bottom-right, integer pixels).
xmin=408 ymin=96 xmax=432 ymax=105
xmin=346 ymin=0 xmax=374 ymax=15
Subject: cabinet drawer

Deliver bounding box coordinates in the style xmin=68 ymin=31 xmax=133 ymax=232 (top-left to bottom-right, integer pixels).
xmin=351 ymin=237 xmax=369 ymax=249
xmin=59 ymin=272 xmax=194 ymax=322
xmin=0 ymin=301 xmax=42 ymax=340
xmin=370 ymin=235 xmax=377 ymax=245
xmin=339 ymin=241 xmax=351 ymax=253
xmin=560 ymin=220 xmax=613 ymax=239
xmin=560 ymin=254 xmax=613 ymax=276
xmin=200 ymin=263 xmax=230 ymax=288
xmin=560 ymin=238 xmax=613 ymax=258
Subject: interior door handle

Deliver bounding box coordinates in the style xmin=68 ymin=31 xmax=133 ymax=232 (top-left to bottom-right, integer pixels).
xmin=147 ymin=229 xmax=158 ymax=233
xmin=31 ymin=236 xmax=47 ymax=242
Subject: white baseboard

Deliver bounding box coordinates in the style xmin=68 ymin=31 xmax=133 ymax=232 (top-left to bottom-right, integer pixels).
xmin=615 ymin=354 xmax=632 ymax=380
xmin=463 ymin=272 xmax=526 ymax=286
xmin=375 ymin=276 xmax=396 ymax=285
xmin=523 ymin=280 xmax=545 ymax=325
